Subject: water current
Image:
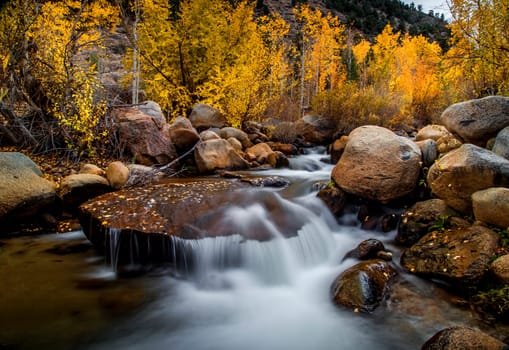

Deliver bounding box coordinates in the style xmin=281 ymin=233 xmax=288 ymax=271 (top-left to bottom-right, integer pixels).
xmin=1 ymin=148 xmax=491 ymax=350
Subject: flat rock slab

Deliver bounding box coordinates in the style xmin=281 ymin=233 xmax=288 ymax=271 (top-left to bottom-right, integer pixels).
xmin=78 ymin=177 xmax=305 ymax=270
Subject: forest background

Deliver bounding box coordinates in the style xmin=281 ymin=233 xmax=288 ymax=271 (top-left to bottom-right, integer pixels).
xmin=0 ymin=0 xmax=507 ymax=159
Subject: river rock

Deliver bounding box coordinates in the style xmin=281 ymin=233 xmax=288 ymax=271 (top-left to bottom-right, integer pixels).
xmin=343 ymin=239 xmax=388 ymax=261
xmin=295 ymin=114 xmax=336 ymax=144
xmin=427 ymin=144 xmax=509 ymax=213
xmin=267 ymin=151 xmax=289 ymax=168
xmin=245 ymin=143 xmax=274 ymax=164
xmin=330 ymin=136 xmax=348 ymax=164
xmin=422 ymin=326 xmax=507 ymax=350
xmin=113 ymin=103 xmax=177 ymax=166
xmin=400 ymin=224 xmax=500 ymax=285
xmin=416 ymin=139 xmax=438 ymax=167
xmin=415 ymin=124 xmax=454 ymax=142
xmin=227 ymin=137 xmax=243 ymax=153
xmin=219 ymin=127 xmax=251 ymax=149
xmin=317 ymin=184 xmax=347 ymax=218
xmin=0 ymin=152 xmax=57 ymax=223
xmin=493 ymin=126 xmax=509 ymax=159
xmin=125 ymin=164 xmax=165 ymax=187
xmin=332 ymin=126 xmax=421 ymax=203
xmin=106 ymin=161 xmax=130 ymax=190
xmin=168 ymin=116 xmax=200 ymax=154
xmin=439 ymin=96 xmax=509 ymax=145
xmin=194 ymin=139 xmax=249 ymax=174
xmin=396 ymin=199 xmax=458 ymax=246
xmin=472 ymin=187 xmax=509 ymax=228
xmin=436 ymin=134 xmax=462 ymax=154
xmin=330 ymin=259 xmax=397 ymax=313
xmin=266 ymin=142 xmax=298 ymax=156
xmin=59 ymin=174 xmax=111 ymax=210
xmin=200 ymin=130 xmax=221 ymax=141
xmin=189 ymin=103 xmax=227 ymax=131
xmin=79 ymin=163 xmax=105 ymax=176
xmin=490 ymin=254 xmax=509 ymax=284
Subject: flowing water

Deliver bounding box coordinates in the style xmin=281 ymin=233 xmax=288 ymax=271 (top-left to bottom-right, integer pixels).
xmin=1 ymin=148 xmax=498 ymax=349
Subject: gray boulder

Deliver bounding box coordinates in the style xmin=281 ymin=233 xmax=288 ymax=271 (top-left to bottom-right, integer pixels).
xmin=401 ymin=224 xmax=500 ymax=285
xmin=194 ymin=139 xmax=249 ymax=174
xmin=0 ymin=152 xmax=56 ymax=222
xmin=332 ymin=126 xmax=421 ymax=203
xmin=472 ymin=187 xmax=509 ymax=228
xmin=427 ymin=144 xmax=509 ymax=213
xmin=330 ymin=259 xmax=397 ymax=313
xmin=440 ymin=96 xmax=509 ymax=145
xmin=492 ymin=125 xmax=509 ymax=159
xmin=189 ymin=103 xmax=227 ymax=131
xmin=422 ymin=326 xmax=507 ymax=350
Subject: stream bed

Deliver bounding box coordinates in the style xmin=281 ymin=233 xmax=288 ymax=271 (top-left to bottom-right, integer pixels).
xmin=1 ymin=149 xmax=505 ymax=349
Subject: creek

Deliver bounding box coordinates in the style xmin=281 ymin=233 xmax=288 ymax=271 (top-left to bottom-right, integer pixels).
xmin=0 ymin=148 xmax=491 ymax=349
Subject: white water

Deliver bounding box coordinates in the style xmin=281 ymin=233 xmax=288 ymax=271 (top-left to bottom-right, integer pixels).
xmin=88 ymin=149 xmax=427 ymax=349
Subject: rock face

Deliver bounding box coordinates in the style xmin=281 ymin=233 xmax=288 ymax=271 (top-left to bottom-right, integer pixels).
xmin=0 ymin=152 xmax=56 ymax=223
xmin=59 ymin=174 xmax=111 ymax=210
xmin=330 ymin=259 xmax=397 ymax=313
xmin=113 ymin=103 xmax=177 ymax=165
xmin=472 ymin=187 xmax=509 ymax=228
xmin=427 ymin=144 xmax=509 ymax=213
xmin=295 ymin=114 xmax=336 ymax=144
xmin=422 ymin=326 xmax=507 ymax=350
xmin=400 ymin=224 xmax=500 ymax=285
xmin=189 ymin=103 xmax=227 ymax=131
xmin=194 ymin=139 xmax=249 ymax=174
xmin=396 ymin=199 xmax=458 ymax=246
xmin=439 ymin=96 xmax=509 ymax=145
xmin=492 ymin=125 xmax=509 ymax=159
xmin=332 ymin=126 xmax=421 ymax=203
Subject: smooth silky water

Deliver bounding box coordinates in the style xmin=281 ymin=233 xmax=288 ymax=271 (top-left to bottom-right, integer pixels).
xmin=0 ymin=149 xmax=483 ymax=350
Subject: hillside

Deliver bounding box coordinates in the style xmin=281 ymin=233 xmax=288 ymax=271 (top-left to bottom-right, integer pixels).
xmin=259 ymin=0 xmax=450 ymax=47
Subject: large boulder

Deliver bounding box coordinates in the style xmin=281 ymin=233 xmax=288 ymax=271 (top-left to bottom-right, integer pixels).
xmin=427 ymin=144 xmax=509 ymax=213
xmin=422 ymin=326 xmax=507 ymax=350
xmin=396 ymin=199 xmax=459 ymax=246
xmin=295 ymin=114 xmax=336 ymax=144
xmin=401 ymin=224 xmax=500 ymax=285
xmin=332 ymin=126 xmax=421 ymax=203
xmin=330 ymin=259 xmax=397 ymax=313
xmin=472 ymin=187 xmax=509 ymax=228
xmin=439 ymin=96 xmax=509 ymax=145
xmin=492 ymin=125 xmax=509 ymax=159
xmin=219 ymin=127 xmax=251 ymax=149
xmin=168 ymin=116 xmax=200 ymax=154
xmin=194 ymin=139 xmax=249 ymax=174
xmin=188 ymin=103 xmax=227 ymax=131
xmin=113 ymin=103 xmax=177 ymax=166
xmin=0 ymin=152 xmax=56 ymax=223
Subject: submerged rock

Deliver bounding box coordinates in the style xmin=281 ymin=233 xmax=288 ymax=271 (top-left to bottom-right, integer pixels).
xmin=330 ymin=259 xmax=397 ymax=313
